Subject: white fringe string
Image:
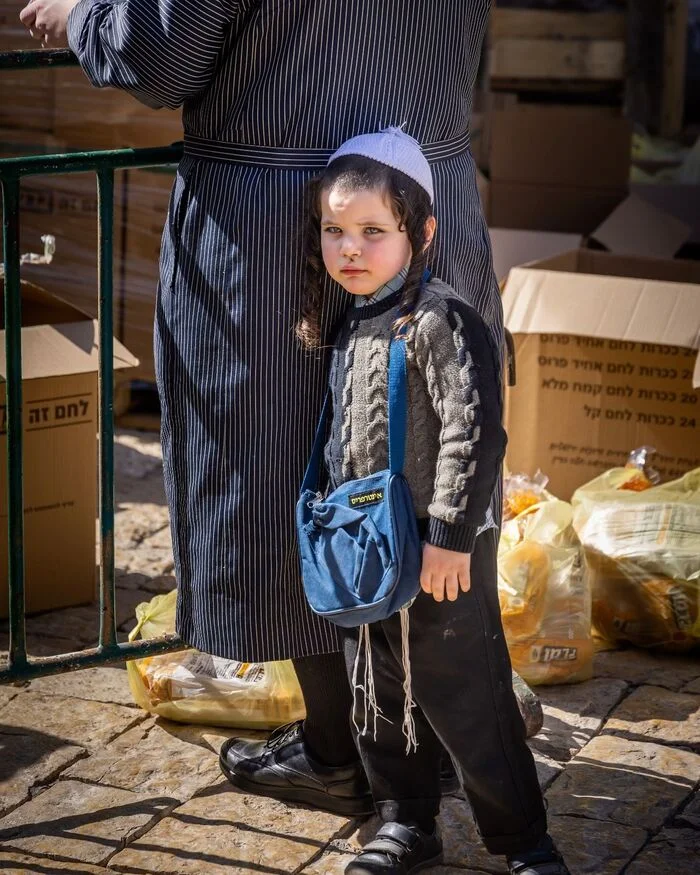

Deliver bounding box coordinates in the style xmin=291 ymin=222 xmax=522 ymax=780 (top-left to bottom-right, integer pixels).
xmin=351 ymin=612 xmax=419 ymax=755
xmin=400 ymin=606 xmax=418 ymax=754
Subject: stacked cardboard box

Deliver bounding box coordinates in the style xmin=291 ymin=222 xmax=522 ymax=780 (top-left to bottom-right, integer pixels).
xmin=0 ymin=279 xmax=138 ymax=617
xmin=1 ymin=2 xmax=181 ymax=382
xmin=487 ymin=104 xmax=632 ymax=234
xmin=501 ymin=248 xmax=700 ymax=499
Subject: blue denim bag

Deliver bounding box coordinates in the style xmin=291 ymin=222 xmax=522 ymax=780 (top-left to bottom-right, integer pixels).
xmin=296 ymin=334 xmax=421 ymax=629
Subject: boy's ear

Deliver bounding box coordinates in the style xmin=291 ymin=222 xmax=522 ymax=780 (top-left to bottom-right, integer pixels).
xmin=423 ymin=215 xmax=437 ymax=250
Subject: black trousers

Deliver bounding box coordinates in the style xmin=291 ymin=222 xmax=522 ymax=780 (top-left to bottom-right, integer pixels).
xmin=342 ymin=528 xmax=547 ymax=856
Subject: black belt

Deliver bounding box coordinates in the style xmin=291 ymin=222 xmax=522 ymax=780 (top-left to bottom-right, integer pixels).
xmin=183 ymin=128 xmax=471 ymax=170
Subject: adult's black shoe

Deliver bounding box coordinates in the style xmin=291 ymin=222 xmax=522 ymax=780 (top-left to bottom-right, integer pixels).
xmin=345 ymin=822 xmax=443 ymax=874
xmin=220 ymin=721 xmax=374 ymax=816
xmin=221 ymin=721 xmax=463 ymax=814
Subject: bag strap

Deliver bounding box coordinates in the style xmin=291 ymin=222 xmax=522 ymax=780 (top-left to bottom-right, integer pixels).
xmin=301 ymin=334 xmax=408 ymax=491
xmin=388 ymin=334 xmax=408 ymax=475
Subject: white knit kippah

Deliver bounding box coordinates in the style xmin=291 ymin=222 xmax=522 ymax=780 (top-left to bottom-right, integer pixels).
xmin=327 ymin=127 xmax=434 ymax=204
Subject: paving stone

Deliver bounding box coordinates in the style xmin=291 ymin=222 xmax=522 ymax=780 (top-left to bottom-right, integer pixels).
xmin=531 ymin=749 xmax=563 ymax=790
xmin=64 ymin=720 xmax=225 ymax=802
xmin=115 ymin=542 xmax=174 ymax=578
xmin=625 ymin=828 xmax=700 ymax=875
xmin=136 ymin=574 xmax=177 ymax=596
xmin=683 ymin=676 xmax=700 ymax=695
xmin=0 ymin=780 xmax=176 ymax=866
xmin=674 ymin=789 xmax=700 ymax=829
xmin=302 ymin=850 xmax=360 ymax=874
xmin=546 ymin=734 xmax=700 ymax=831
xmin=603 ymin=685 xmax=700 ymax=751
xmin=109 ymin=779 xmax=350 ymax=874
xmin=0 ymin=850 xmax=112 ymax=873
xmin=116 ymin=468 xmax=168 ymax=506
xmin=1 ymin=634 xmax=89 ymax=657
xmin=0 ymin=691 xmax=145 ymax=751
xmin=29 ymin=666 xmax=135 ymax=707
xmin=0 ymin=686 xmax=18 ymax=709
xmin=141 ymin=525 xmax=173 ymax=552
xmin=115 ymin=505 xmax=170 ymax=549
xmin=549 ymin=814 xmax=647 ymax=875
xmin=437 ymin=797 xmax=507 ymax=873
xmin=0 ymin=721 xmax=84 ymax=817
xmin=529 ymin=678 xmax=629 ymax=762
xmin=114 ymin=432 xmax=163 ymax=480
xmin=593 ymin=649 xmax=700 ymax=692
xmin=113 ymin=571 xmax=176 ymax=597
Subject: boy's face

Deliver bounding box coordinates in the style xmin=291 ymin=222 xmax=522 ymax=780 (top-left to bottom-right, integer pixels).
xmin=320 ymin=185 xmax=412 ymax=296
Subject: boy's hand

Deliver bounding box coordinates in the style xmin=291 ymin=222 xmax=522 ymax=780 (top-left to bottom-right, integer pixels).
xmin=420 ymin=544 xmax=471 ymax=602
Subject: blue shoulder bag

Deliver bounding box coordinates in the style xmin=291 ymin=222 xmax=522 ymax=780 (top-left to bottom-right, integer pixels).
xmin=296 ymin=334 xmax=422 ymax=629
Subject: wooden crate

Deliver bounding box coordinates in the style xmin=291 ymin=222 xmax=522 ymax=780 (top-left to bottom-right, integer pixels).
xmin=489 ymin=7 xmax=627 ymax=90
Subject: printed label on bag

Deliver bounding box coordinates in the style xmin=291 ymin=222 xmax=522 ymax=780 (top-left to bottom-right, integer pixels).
xmin=530 ymin=645 xmax=578 ymax=663
xmin=348 ymin=488 xmax=384 ymax=508
xmin=177 ymin=653 xmax=265 ymax=683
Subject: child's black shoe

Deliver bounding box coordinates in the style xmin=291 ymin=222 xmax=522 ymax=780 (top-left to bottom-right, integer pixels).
xmin=345 ymin=822 xmax=443 ymax=874
xmin=507 ymin=833 xmax=570 ymax=875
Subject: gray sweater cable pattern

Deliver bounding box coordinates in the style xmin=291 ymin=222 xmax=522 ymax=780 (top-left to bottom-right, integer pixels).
xmin=325 ymin=278 xmax=507 ymax=553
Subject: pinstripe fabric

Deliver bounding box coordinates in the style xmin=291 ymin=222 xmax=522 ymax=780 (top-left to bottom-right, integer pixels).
xmin=69 ymin=0 xmax=502 ymax=662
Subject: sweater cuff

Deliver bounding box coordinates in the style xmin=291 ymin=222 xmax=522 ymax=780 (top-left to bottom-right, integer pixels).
xmin=427 ymin=517 xmax=478 ymax=553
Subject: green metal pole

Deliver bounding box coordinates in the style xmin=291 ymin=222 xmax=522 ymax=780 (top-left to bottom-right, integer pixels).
xmin=1 ymin=174 xmax=27 ymax=672
xmin=96 ymin=168 xmax=117 ymax=650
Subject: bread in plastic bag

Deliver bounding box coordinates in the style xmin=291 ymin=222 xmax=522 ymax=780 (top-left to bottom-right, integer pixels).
xmin=498 ymin=480 xmax=593 ymax=685
xmin=572 ymin=467 xmax=700 ymax=653
xmin=126 ymin=591 xmax=306 ymax=728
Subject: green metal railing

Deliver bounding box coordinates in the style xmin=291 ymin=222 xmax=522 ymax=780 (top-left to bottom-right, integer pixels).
xmin=0 ymin=49 xmax=186 ymax=682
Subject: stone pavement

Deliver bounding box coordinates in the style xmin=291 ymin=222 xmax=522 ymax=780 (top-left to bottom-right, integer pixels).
xmin=1 ymin=429 xmax=699 ymax=874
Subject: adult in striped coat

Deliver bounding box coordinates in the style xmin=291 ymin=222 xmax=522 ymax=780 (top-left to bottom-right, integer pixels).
xmin=21 ymin=0 xmax=546 ymax=841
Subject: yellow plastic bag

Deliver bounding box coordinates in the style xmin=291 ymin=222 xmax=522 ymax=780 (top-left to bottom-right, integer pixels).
xmin=498 ymin=487 xmax=593 ymax=685
xmin=572 ymin=468 xmax=700 ymax=653
xmin=126 ymin=591 xmax=306 ymax=728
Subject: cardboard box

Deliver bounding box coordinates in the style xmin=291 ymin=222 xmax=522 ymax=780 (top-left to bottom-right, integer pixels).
xmin=589 ymin=193 xmax=691 ymax=259
xmin=0 ymin=163 xmax=173 ymax=385
xmin=488 ymin=105 xmax=632 ymax=233
xmin=0 ymin=280 xmax=137 ymax=617
xmin=53 ymin=68 xmax=183 ymax=150
xmin=630 ymin=183 xmax=700 ymax=246
xmin=489 ymin=228 xmax=582 ymax=284
xmin=502 ymin=249 xmax=700 ymax=499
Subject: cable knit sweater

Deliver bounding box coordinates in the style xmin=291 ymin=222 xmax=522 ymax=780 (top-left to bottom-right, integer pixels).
xmin=324 ymin=277 xmax=507 ymax=553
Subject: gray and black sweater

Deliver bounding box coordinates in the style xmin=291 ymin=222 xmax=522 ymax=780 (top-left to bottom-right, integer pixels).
xmin=324 ymin=277 xmax=507 ymax=554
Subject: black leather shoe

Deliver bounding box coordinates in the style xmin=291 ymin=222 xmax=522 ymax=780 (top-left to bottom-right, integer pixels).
xmin=345 ymin=822 xmax=443 ymax=874
xmin=220 ymin=722 xmax=374 ymax=816
xmin=507 ymin=834 xmax=571 ymax=875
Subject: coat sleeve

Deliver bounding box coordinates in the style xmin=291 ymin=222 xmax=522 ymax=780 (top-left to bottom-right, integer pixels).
xmin=67 ymin=0 xmax=244 ymax=109
xmin=413 ymin=298 xmax=507 ymax=553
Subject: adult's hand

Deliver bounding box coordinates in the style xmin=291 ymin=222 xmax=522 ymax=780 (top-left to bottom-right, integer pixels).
xmin=19 ymin=0 xmax=81 ymax=48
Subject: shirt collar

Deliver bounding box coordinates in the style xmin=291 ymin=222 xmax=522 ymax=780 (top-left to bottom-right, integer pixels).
xmin=355 ymin=266 xmax=408 ymax=307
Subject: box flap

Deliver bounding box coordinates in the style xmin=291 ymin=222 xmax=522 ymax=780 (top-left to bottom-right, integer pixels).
xmin=590 ymin=194 xmax=691 ymax=258
xmin=630 ymin=183 xmax=700 ymax=245
xmin=0 ymin=278 xmax=138 ymax=379
xmin=503 ymin=251 xmax=700 ymax=356
xmin=0 ymin=320 xmax=139 ymax=381
xmin=489 ymin=228 xmax=583 ymax=283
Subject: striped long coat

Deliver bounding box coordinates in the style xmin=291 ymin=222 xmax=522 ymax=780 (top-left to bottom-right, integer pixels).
xmin=69 ymin=0 xmax=502 ymax=662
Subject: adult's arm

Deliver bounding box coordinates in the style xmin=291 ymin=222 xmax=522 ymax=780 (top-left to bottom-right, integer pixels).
xmin=65 ymin=0 xmax=243 ymax=109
